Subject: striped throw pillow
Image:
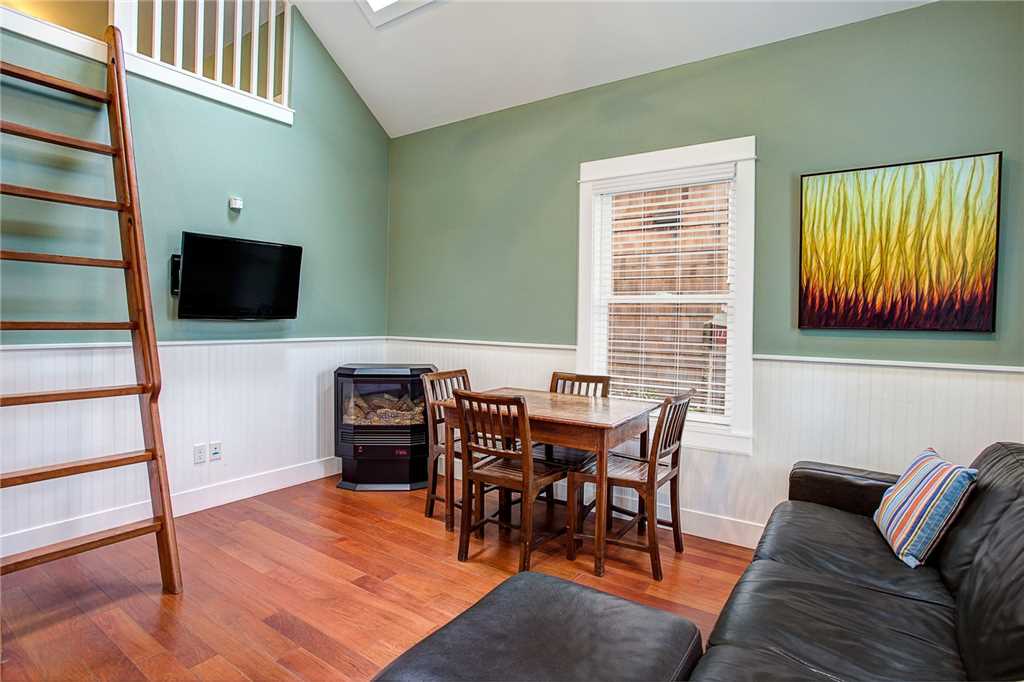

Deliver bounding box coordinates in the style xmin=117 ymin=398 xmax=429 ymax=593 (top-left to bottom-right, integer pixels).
xmin=874 ymin=449 xmax=977 ymax=568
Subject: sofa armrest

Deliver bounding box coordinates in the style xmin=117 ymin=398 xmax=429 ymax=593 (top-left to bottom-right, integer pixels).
xmin=789 ymin=461 xmax=899 ymax=516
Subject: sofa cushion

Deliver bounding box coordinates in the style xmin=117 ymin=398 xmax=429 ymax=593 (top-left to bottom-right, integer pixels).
xmin=373 ymin=572 xmax=703 ymax=682
xmin=936 ymin=442 xmax=1024 ymax=595
xmin=704 ymin=560 xmax=965 ymax=681
xmin=955 ymin=496 xmax=1024 ymax=680
xmin=755 ymin=501 xmax=953 ymax=606
xmin=692 ymin=644 xmax=838 ymax=681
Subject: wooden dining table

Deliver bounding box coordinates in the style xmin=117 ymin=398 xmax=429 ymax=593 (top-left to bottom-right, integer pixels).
xmin=437 ymin=386 xmax=658 ymax=576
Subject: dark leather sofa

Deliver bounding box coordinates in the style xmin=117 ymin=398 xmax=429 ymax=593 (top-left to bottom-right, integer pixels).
xmin=692 ymin=441 xmax=1024 ymax=681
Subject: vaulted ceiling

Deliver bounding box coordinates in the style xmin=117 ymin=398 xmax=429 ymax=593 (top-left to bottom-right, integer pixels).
xmin=296 ymin=1 xmax=923 ymax=137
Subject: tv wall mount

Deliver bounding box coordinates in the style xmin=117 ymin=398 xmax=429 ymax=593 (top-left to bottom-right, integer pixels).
xmin=169 ymin=254 xmax=181 ymax=296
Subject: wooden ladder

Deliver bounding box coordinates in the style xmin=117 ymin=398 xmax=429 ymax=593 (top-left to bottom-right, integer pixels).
xmin=0 ymin=26 xmax=182 ymax=594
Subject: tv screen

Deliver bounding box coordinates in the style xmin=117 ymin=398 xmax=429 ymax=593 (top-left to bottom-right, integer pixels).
xmin=177 ymin=231 xmax=302 ymax=320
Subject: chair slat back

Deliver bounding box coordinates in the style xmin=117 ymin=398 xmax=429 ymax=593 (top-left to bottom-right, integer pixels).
xmin=549 ymin=371 xmax=610 ymax=398
xmin=453 ymin=390 xmax=532 ymax=480
xmin=422 ymin=369 xmax=471 ymax=447
xmin=647 ymin=392 xmax=692 ymax=480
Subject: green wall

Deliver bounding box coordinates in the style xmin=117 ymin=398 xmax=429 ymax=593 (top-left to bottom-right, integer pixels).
xmin=0 ymin=8 xmax=389 ymax=344
xmin=386 ymin=1 xmax=1023 ymax=365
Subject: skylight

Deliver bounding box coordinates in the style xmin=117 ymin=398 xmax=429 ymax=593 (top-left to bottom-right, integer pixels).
xmin=356 ymin=0 xmax=435 ymax=28
xmin=366 ymin=0 xmax=400 ymax=12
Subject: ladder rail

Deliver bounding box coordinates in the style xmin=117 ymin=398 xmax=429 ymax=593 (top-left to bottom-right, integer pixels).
xmin=105 ymin=25 xmax=182 ymax=594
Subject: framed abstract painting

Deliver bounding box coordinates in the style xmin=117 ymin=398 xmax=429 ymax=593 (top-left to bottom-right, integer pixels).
xmin=799 ymin=152 xmax=1002 ymax=331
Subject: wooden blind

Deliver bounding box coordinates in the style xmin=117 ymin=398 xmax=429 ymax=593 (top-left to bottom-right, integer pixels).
xmin=590 ymin=174 xmax=734 ymax=420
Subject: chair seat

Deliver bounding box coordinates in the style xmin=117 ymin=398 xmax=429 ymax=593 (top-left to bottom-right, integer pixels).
xmin=532 ymin=444 xmax=597 ymax=470
xmin=474 ymin=457 xmax=567 ymax=485
xmin=578 ymin=453 xmax=671 ymax=484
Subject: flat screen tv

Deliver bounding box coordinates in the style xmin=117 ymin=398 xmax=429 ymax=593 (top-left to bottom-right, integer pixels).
xmin=176 ymin=231 xmax=302 ymax=320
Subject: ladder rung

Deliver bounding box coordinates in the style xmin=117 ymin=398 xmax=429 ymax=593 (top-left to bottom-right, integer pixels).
xmin=0 ymin=61 xmax=110 ymax=103
xmin=0 ymin=321 xmax=137 ymax=331
xmin=0 ymin=518 xmax=162 ymax=575
xmin=0 ymin=120 xmax=116 ymax=155
xmin=0 ymin=384 xmax=149 ymax=407
xmin=1 ymin=183 xmax=123 ymax=211
xmin=1 ymin=450 xmax=154 ymax=488
xmin=0 ymin=250 xmax=127 ymax=269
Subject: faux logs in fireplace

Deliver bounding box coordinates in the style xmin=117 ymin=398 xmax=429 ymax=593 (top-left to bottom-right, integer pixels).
xmin=335 ymin=364 xmax=435 ymax=490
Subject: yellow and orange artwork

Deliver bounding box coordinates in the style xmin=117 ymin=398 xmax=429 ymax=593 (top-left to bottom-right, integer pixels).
xmin=800 ymin=152 xmax=1001 ymax=331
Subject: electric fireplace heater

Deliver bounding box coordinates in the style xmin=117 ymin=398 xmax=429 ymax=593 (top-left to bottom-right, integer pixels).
xmin=335 ymin=364 xmax=435 ymax=490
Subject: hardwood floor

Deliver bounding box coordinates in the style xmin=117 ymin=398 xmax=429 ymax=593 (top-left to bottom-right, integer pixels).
xmin=1 ymin=476 xmax=752 ymax=681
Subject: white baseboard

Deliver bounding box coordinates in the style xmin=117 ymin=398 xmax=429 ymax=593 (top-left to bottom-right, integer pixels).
xmin=0 ymin=456 xmax=341 ymax=557
xmin=610 ymin=489 xmax=764 ymax=549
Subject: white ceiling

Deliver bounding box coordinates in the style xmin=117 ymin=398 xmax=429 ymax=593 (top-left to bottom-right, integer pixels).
xmin=296 ymin=0 xmax=923 ymax=137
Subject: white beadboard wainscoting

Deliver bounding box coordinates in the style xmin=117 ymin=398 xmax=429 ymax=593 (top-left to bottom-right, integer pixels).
xmin=0 ymin=337 xmax=384 ymax=556
xmin=2 ymin=335 xmax=1022 ymax=555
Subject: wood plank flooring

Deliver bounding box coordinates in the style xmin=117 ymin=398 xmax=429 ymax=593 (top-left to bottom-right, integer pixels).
xmin=1 ymin=476 xmax=752 ymax=680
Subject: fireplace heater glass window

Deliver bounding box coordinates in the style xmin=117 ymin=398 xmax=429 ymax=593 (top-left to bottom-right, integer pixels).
xmin=343 ymin=382 xmax=426 ymax=427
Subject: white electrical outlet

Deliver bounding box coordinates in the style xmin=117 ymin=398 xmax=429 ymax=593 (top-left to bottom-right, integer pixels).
xmin=209 ymin=441 xmax=223 ymax=461
xmin=193 ymin=443 xmax=208 ymax=465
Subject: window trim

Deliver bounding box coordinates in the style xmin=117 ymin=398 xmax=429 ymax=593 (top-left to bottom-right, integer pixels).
xmin=0 ymin=5 xmax=295 ymax=126
xmin=577 ymin=137 xmax=755 ymax=455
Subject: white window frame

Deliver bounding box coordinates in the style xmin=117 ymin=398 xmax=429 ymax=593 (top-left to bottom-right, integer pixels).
xmin=0 ymin=3 xmax=294 ymax=126
xmin=577 ymin=137 xmax=755 ymax=455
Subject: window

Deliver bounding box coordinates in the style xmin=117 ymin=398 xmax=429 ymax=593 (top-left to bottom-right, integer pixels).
xmin=577 ymin=138 xmax=755 ymax=454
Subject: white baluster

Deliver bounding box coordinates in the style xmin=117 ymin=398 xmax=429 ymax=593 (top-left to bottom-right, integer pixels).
xmin=265 ymin=0 xmax=275 ymax=101
xmin=214 ymin=0 xmax=225 ymax=82
xmin=194 ymin=0 xmax=204 ymax=75
xmin=232 ymin=0 xmax=242 ymax=88
xmin=152 ymin=0 xmax=162 ymax=59
xmin=280 ymin=0 xmax=290 ymax=106
xmin=174 ymin=0 xmax=183 ymax=68
xmin=249 ymin=0 xmax=259 ymax=95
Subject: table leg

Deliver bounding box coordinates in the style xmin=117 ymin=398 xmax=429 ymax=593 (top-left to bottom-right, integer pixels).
xmin=594 ymin=439 xmax=608 ymax=577
xmin=445 ymin=422 xmax=456 ymax=532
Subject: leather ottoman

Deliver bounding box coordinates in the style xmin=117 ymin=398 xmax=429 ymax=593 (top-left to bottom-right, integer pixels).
xmin=374 ymin=571 xmax=703 ymax=681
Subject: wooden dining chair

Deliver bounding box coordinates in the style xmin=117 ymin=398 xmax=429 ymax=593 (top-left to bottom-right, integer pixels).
xmin=566 ymin=392 xmax=691 ymax=580
xmin=536 ymin=372 xmax=610 ymax=468
xmin=422 ymin=369 xmax=473 ymax=530
xmin=549 ymin=371 xmax=611 ymax=398
xmin=454 ymin=390 xmax=568 ymax=571
xmin=535 ymin=372 xmax=611 ymax=511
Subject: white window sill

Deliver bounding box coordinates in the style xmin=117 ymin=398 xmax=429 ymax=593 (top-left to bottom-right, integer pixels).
xmin=1 ymin=6 xmax=294 ymax=126
xmin=682 ymin=420 xmax=752 ymax=455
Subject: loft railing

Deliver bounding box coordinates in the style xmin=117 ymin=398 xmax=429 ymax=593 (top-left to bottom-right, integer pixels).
xmin=1 ymin=0 xmax=292 ymax=123
xmin=126 ymin=0 xmax=291 ymax=106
